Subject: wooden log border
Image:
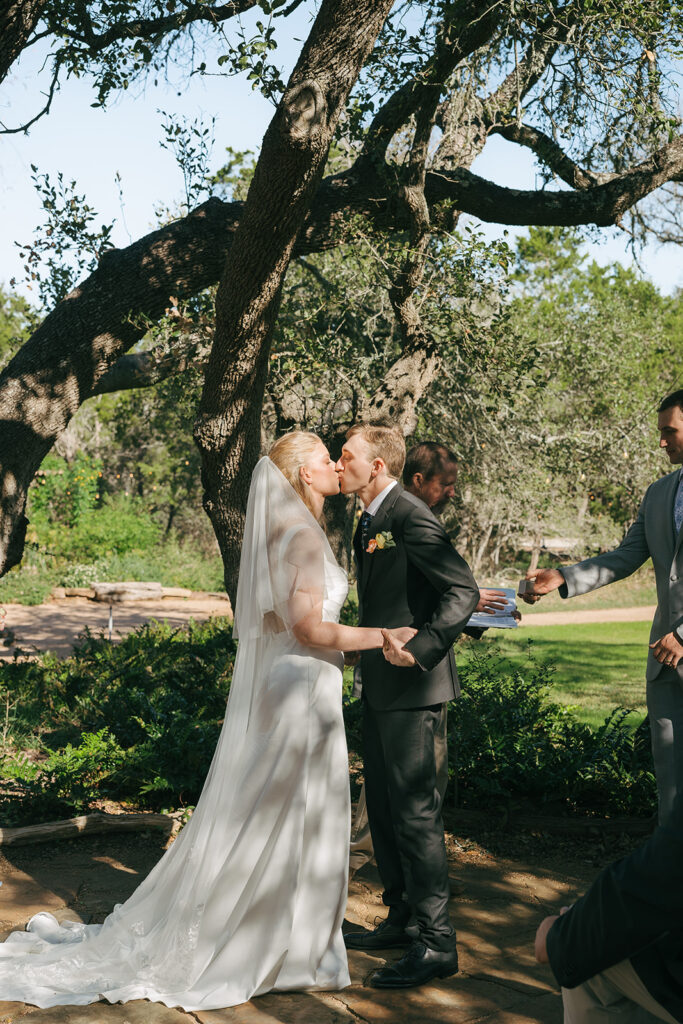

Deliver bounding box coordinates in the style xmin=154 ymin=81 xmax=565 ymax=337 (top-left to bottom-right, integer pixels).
xmin=0 ymin=812 xmax=175 ymax=847
xmin=0 ymin=807 xmax=655 ymax=848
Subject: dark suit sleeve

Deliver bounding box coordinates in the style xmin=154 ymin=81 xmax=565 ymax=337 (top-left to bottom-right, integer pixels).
xmin=401 ymin=501 xmax=480 ymax=672
xmin=546 ymin=793 xmax=683 ymax=989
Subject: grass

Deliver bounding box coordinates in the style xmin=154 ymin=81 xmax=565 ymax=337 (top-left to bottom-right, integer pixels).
xmin=460 ymin=621 xmax=651 ymax=729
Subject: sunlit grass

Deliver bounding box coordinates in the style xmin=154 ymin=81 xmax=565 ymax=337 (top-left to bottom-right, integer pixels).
xmin=459 ymin=621 xmax=651 ymax=730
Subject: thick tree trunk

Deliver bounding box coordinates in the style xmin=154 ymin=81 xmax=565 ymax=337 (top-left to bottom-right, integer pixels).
xmin=0 ymin=202 xmax=234 ymax=575
xmin=194 ymin=0 xmax=394 ymax=605
xmin=0 ymin=0 xmax=47 ymax=84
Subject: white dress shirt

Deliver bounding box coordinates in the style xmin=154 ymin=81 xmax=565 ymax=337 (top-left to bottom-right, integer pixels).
xmin=364 ymin=480 xmax=398 ymax=516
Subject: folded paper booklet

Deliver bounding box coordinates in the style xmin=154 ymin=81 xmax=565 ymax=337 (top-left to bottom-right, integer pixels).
xmin=466 ymin=587 xmax=519 ymax=629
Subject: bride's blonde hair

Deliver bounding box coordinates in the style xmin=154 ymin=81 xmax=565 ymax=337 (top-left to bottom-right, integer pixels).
xmin=268 ymin=431 xmax=324 ymax=517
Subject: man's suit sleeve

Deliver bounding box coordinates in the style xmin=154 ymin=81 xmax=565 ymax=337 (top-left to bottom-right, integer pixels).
xmin=546 ymin=793 xmax=683 ymax=989
xmin=401 ymin=501 xmax=480 ymax=672
xmin=560 ymin=487 xmax=651 ymax=599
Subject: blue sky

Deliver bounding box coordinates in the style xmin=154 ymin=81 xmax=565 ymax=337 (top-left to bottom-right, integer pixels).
xmin=1 ymin=9 xmax=681 ymax=305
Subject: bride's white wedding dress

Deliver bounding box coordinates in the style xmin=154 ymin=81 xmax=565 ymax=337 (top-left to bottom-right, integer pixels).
xmin=0 ymin=458 xmax=351 ymax=1010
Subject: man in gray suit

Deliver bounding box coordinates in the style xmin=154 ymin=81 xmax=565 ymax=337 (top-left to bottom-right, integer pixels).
xmin=522 ymin=390 xmax=683 ymax=824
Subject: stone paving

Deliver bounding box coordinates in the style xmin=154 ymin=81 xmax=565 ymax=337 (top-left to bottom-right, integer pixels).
xmin=0 ymin=826 xmax=596 ymax=1023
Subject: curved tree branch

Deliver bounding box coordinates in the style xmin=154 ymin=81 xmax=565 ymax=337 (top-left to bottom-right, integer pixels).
xmin=434 ymin=11 xmax=577 ymax=170
xmin=361 ymin=0 xmax=504 ymax=163
xmin=0 ymin=55 xmax=61 ymax=134
xmin=1 ymin=124 xmax=682 ymax=576
xmin=68 ymin=0 xmax=258 ymax=53
xmin=424 ymin=133 xmax=683 ymax=226
xmin=490 ymin=120 xmax=615 ymax=189
xmin=92 ymin=330 xmax=212 ymax=396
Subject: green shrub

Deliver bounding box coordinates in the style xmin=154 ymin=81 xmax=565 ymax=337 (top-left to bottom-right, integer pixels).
xmin=2 ymin=729 xmax=126 ymax=825
xmin=29 ymin=453 xmax=102 ymax=527
xmin=51 ymin=494 xmax=162 ymax=561
xmin=0 ymin=625 xmax=657 ymax=826
xmin=0 ymin=619 xmax=235 ymax=823
xmin=448 ymin=641 xmax=655 ymax=816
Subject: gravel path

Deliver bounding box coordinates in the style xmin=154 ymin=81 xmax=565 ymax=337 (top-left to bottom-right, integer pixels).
xmin=0 ymin=597 xmax=232 ymax=662
xmin=0 ymin=599 xmax=658 ymax=663
xmin=522 ymin=605 xmax=655 ymax=626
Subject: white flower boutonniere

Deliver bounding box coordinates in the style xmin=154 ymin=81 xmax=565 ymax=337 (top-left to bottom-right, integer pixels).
xmin=366 ymin=530 xmax=396 ymax=554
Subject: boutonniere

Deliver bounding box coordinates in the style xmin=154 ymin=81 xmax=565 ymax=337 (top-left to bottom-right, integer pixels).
xmin=367 ymin=530 xmax=396 ymax=553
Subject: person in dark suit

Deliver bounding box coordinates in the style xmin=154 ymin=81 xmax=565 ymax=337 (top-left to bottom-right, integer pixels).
xmin=535 ymin=790 xmax=683 ymax=1023
xmin=336 ymin=423 xmax=480 ymax=989
xmin=348 ymin=441 xmax=509 ymax=875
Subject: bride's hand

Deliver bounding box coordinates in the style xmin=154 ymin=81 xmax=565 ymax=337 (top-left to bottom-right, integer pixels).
xmin=387 ymin=626 xmax=418 ymax=645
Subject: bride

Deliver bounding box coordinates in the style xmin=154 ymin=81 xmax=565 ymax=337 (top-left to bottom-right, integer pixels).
xmin=0 ymin=432 xmax=415 ymax=1011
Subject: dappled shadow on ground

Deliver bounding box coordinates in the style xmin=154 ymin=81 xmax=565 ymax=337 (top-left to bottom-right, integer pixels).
xmin=0 ymin=831 xmax=169 ymax=931
xmin=0 ymin=822 xmax=590 ymax=1023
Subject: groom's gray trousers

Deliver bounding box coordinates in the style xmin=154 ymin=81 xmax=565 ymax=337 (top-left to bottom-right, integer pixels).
xmin=362 ymin=697 xmax=456 ymax=953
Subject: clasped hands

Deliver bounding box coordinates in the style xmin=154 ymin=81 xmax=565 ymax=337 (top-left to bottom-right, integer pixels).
xmin=344 ymin=626 xmax=418 ymax=668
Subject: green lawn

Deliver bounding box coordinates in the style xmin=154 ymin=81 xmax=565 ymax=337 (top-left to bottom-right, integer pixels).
xmin=460 ymin=621 xmax=651 ymax=730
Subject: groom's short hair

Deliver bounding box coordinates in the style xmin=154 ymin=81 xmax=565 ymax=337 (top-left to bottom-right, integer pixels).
xmin=404 ymin=442 xmax=458 ymax=484
xmin=346 ymin=423 xmax=406 ymax=478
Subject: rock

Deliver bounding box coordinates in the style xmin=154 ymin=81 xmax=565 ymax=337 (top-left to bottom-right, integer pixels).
xmin=50 ymin=586 xmax=67 ymax=601
xmin=64 ymin=587 xmax=96 ymax=599
xmin=92 ymin=582 xmax=163 ymax=603
xmin=160 ymin=587 xmax=194 ymax=600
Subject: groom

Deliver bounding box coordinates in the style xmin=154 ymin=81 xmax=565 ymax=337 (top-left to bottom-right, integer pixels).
xmin=337 ymin=423 xmax=479 ymax=989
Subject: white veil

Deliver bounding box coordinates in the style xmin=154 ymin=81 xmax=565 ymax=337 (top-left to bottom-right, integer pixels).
xmin=233 ymin=455 xmax=337 ymax=641
xmin=0 ymin=454 xmax=345 ymax=1009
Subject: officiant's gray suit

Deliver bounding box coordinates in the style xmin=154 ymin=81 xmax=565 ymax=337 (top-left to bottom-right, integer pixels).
xmin=559 ymin=467 xmax=683 ymax=823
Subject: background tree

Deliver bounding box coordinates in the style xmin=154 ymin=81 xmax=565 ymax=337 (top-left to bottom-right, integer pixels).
xmin=1 ymin=0 xmax=682 ymax=600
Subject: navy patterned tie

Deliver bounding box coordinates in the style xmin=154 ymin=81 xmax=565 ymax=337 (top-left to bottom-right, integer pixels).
xmin=675 ymin=473 xmax=683 ymax=535
xmin=360 ymin=510 xmax=373 ymax=552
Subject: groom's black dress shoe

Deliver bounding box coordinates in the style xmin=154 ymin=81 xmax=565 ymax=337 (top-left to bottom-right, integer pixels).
xmin=369 ymin=941 xmax=459 ymax=988
xmin=343 ymin=918 xmax=412 ymax=950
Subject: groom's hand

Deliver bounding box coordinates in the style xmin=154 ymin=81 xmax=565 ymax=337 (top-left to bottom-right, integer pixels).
xmin=381 ymin=628 xmax=417 ymax=667
xmin=520 ymin=568 xmax=564 ymax=604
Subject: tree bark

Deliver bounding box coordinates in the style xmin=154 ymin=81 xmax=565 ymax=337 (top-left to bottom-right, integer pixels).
xmin=0 ymin=0 xmax=47 ymax=85
xmin=1 ymin=58 xmax=682 ymax=579
xmin=194 ymin=0 xmax=395 ymax=605
xmin=0 ymin=201 xmax=232 ymax=574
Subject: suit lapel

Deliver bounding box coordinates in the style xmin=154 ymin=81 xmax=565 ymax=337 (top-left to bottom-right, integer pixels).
xmin=361 ymin=484 xmax=403 ymax=596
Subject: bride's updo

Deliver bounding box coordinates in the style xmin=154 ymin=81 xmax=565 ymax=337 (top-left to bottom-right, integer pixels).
xmin=268 ymin=431 xmax=323 ymax=517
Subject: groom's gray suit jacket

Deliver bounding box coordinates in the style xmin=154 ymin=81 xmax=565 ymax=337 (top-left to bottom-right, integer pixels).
xmin=560 ymin=468 xmax=683 ymax=681
xmin=355 ymin=484 xmax=479 ymax=710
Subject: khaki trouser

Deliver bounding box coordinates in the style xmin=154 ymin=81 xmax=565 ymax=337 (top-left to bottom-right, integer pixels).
xmin=562 ymin=959 xmax=677 ymax=1024
xmin=349 ymin=703 xmax=449 ymax=875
